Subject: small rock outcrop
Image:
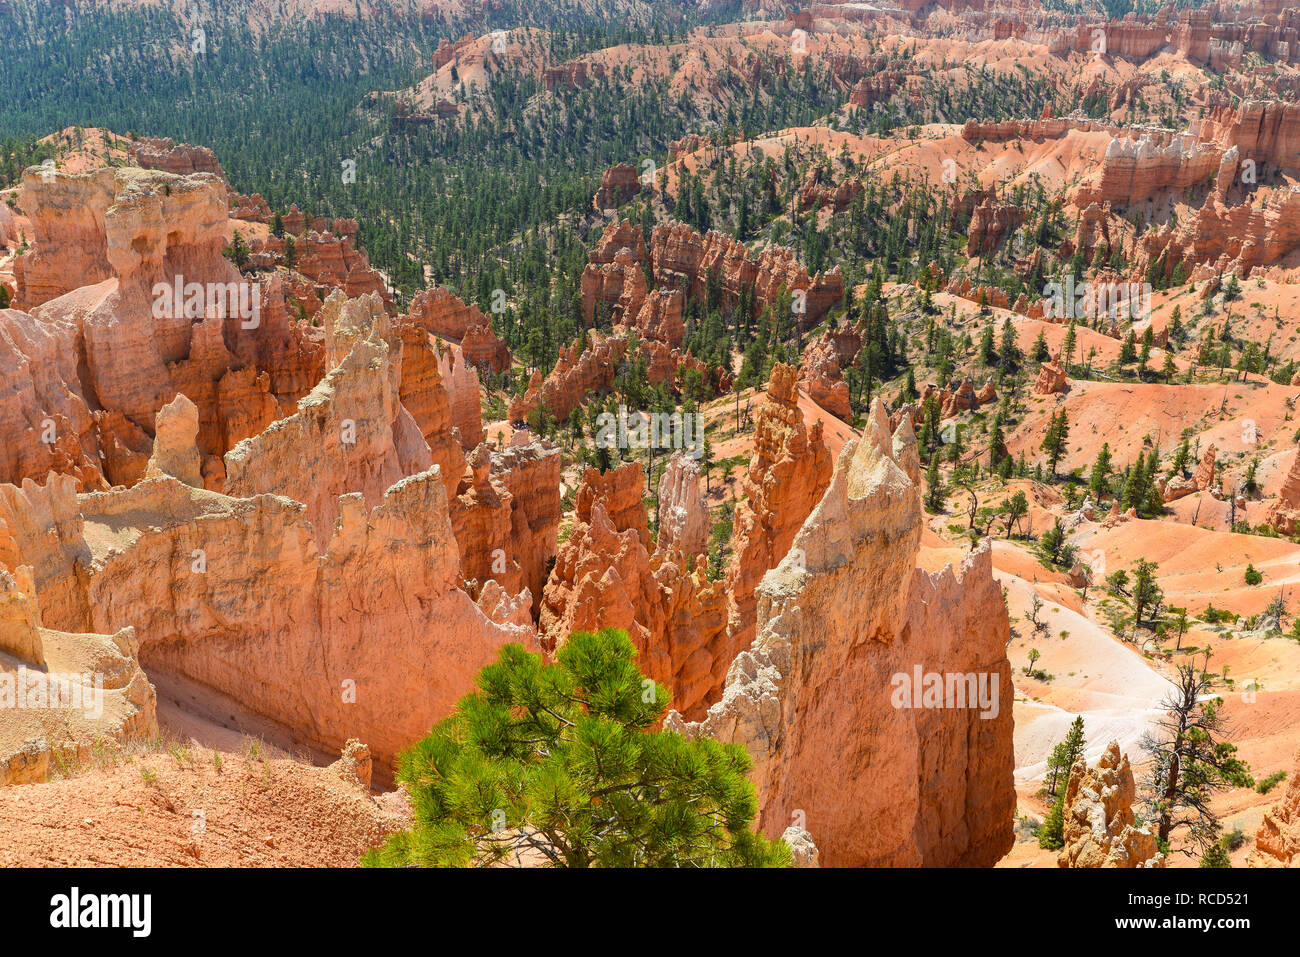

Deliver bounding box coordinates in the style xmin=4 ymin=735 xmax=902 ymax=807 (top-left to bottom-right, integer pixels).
xmin=1059 ymin=742 xmax=1165 ymax=868
xmin=1249 ymin=748 xmax=1300 ymax=867
xmin=1268 ymin=445 xmax=1300 ymax=534
xmin=143 ymin=394 xmax=203 ymax=488
xmin=1033 ymin=354 xmax=1069 ymax=395
xmin=593 ymin=164 xmax=642 ymax=210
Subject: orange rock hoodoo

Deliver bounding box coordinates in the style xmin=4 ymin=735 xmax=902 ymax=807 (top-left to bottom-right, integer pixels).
xmin=3 ymin=166 xmax=325 ymax=493
xmin=668 ymin=402 xmax=1015 ymax=866
xmin=721 ymin=364 xmax=833 ymax=664
xmin=406 ymin=286 xmax=511 ymax=373
xmin=1058 ymin=742 xmax=1165 ymax=868
xmin=540 ymin=462 xmax=728 ymax=720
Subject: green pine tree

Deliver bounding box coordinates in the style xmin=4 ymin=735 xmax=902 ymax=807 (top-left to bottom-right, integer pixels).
xmin=363 ymin=628 xmax=791 ymax=868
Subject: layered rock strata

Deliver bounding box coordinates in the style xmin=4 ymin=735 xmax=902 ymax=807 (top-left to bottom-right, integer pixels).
xmin=668 ymin=402 xmax=1015 ymax=866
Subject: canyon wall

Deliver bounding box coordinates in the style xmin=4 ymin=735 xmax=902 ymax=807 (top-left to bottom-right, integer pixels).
xmin=722 ymin=364 xmax=832 ymax=658
xmin=2 ymin=166 xmax=325 ymax=492
xmin=669 ymin=402 xmax=1015 ymax=866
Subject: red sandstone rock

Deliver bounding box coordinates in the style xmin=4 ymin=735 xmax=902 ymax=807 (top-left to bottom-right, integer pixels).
xmin=720 ymin=363 xmax=833 ymax=673
xmin=1268 ymin=444 xmax=1300 ymax=533
xmin=1250 ymin=747 xmax=1300 ymax=866
xmin=406 ymin=286 xmax=510 ymax=372
xmin=230 ymin=192 xmax=272 ymax=223
xmin=632 ymin=288 xmax=684 ymax=348
xmin=437 ymin=342 xmax=484 ymax=450
xmin=581 ymin=221 xmax=649 ymax=326
xmin=490 ymin=440 xmax=561 ymax=611
xmin=798 ymin=327 xmax=861 ymax=421
xmin=224 ymin=291 xmax=432 ymax=548
xmin=593 ymin=164 xmax=642 ymax=210
xmin=397 ymin=323 xmax=467 ymax=500
xmin=651 ymin=222 xmax=842 ymax=330
xmin=540 ymin=467 xmax=727 ymax=719
xmin=1034 ymin=354 xmax=1070 ymax=395
xmin=291 ymin=229 xmax=392 ymax=309
xmin=0 ymin=561 xmax=157 ymax=786
xmin=575 ymin=463 xmax=649 ymax=549
xmin=967 ymin=196 xmax=1025 ymax=254
xmin=144 ymin=394 xmax=203 ymax=488
xmin=450 ymin=444 xmax=520 ymax=597
xmin=126 ymin=137 xmax=225 ymax=178
xmin=1194 ymin=443 xmax=1218 ymax=492
xmin=508 ymin=332 xmax=627 ymax=426
xmin=281 ymin=205 xmax=306 ymax=236
xmin=668 ymin=402 xmax=1015 ymax=866
xmin=656 ymin=452 xmax=709 ymax=560
xmin=4 ymin=167 xmax=328 ymax=493
xmin=448 ymin=437 xmax=562 ymax=617
xmin=92 ymin=411 xmax=152 ymax=487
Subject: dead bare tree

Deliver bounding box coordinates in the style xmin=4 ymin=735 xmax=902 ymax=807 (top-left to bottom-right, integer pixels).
xmin=1140 ymin=664 xmax=1254 ymax=857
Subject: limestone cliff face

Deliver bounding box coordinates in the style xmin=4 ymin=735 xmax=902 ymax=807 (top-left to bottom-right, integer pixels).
xmin=967 ymin=196 xmax=1025 ymax=254
xmin=656 ymin=453 xmax=709 ymax=560
xmin=67 ymin=470 xmax=525 ymax=774
xmin=2 ymin=282 xmax=535 ymax=778
xmin=450 ymin=445 xmax=516 ymax=596
xmin=1073 ymin=131 xmax=1225 ymax=209
xmin=1063 ymin=100 xmax=1300 ymax=276
xmin=650 ymin=222 xmax=843 ymax=330
xmin=127 ymin=137 xmax=225 ymax=178
xmin=1250 ymin=748 xmax=1300 ymax=866
xmin=668 ymin=402 xmax=1015 ymax=866
xmin=224 ymin=291 xmax=432 ymax=547
xmin=631 ymin=288 xmax=684 ymax=348
xmin=2 ymin=166 xmax=325 ymax=492
xmin=592 ymin=164 xmax=641 ymax=210
xmin=721 ymin=363 xmax=832 ymax=665
xmin=580 ymin=219 xmax=842 ymax=332
xmin=540 ymin=465 xmax=727 ymax=719
xmin=289 ymin=226 xmax=393 ymax=310
xmin=1059 ymin=742 xmax=1165 ymax=868
xmin=0 ymin=476 xmax=95 ymax=632
xmin=0 ymin=565 xmax=44 ymax=667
